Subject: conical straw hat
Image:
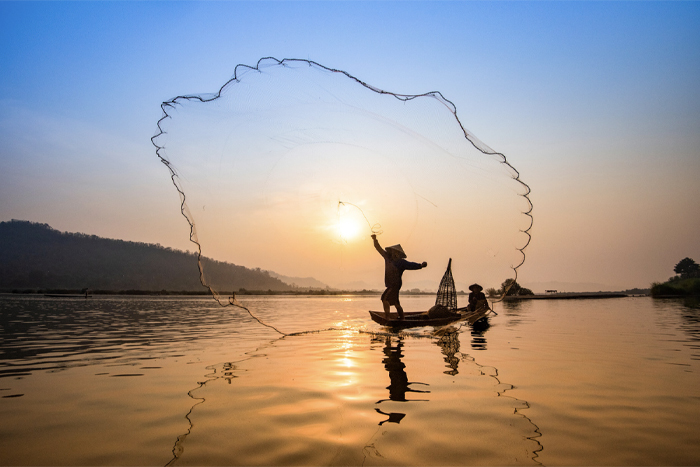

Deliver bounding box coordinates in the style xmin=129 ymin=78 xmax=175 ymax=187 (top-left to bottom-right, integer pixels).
xmin=386 ymin=244 xmax=407 ymax=259
xmin=469 ymin=283 xmax=483 ymax=292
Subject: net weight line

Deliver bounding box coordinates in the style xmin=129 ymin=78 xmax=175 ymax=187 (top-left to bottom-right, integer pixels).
xmin=338 ymin=200 xmax=382 ymax=237
xmin=151 ymin=57 xmax=533 ymax=333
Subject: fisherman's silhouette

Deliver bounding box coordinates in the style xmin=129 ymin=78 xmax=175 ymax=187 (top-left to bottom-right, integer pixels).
xmin=372 ymin=234 xmax=427 ymax=320
xmin=377 ymin=336 xmax=429 ymax=404
xmin=375 ymin=408 xmax=406 ymax=426
xmin=374 ymin=336 xmax=430 ymax=425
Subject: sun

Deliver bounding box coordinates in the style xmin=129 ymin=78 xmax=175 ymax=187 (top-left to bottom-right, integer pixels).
xmin=336 ymin=218 xmax=361 ymax=241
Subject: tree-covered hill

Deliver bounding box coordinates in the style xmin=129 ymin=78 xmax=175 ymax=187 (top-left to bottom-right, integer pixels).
xmin=0 ymin=220 xmax=292 ymax=292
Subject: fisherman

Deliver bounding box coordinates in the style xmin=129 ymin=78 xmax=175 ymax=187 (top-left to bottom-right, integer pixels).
xmin=372 ymin=234 xmax=427 ymax=320
xmin=468 ymin=283 xmax=487 ymax=311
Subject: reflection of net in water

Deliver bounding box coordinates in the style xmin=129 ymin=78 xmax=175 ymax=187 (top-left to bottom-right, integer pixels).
xmin=152 ymin=58 xmax=532 ymax=321
xmin=436 ymin=329 xmax=461 ymax=375
xmin=166 ymin=330 xmax=542 ymax=465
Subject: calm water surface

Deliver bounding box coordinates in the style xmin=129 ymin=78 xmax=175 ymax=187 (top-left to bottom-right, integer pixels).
xmin=0 ymin=294 xmax=698 ymax=465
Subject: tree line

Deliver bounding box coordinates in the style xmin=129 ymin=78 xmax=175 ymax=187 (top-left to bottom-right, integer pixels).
xmin=651 ymin=257 xmax=700 ymax=297
xmin=485 ymin=278 xmax=534 ymax=297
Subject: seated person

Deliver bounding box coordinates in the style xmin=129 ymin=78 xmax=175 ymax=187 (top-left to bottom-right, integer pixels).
xmin=468 ymin=283 xmax=488 ymax=311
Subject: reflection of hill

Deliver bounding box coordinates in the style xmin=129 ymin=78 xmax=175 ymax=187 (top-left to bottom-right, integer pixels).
xmin=0 ymin=220 xmax=292 ymax=292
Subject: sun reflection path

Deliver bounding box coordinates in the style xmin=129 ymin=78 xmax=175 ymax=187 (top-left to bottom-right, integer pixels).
xmin=165 ymin=326 xmax=542 ymax=466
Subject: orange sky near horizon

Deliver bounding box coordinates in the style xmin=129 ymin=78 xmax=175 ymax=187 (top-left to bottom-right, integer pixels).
xmin=1 ymin=2 xmax=698 ymax=292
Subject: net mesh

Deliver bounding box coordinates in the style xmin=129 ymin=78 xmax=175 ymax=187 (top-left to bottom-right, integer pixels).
xmin=435 ymin=258 xmax=457 ymax=311
xmin=151 ymin=57 xmax=533 ymax=327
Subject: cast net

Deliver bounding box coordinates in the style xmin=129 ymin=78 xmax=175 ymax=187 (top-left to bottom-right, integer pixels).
xmin=152 ymin=58 xmax=532 ymax=315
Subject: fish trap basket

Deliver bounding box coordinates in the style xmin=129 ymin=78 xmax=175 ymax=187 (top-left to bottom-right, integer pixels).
xmin=435 ymin=258 xmax=458 ymax=311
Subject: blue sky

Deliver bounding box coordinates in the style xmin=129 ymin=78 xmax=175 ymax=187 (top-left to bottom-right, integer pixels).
xmin=1 ymin=1 xmax=699 ymax=290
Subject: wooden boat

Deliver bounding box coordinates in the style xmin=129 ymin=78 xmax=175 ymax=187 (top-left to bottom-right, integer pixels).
xmin=44 ymin=294 xmax=92 ymax=298
xmin=369 ymin=306 xmax=489 ymax=329
xmin=370 ymin=258 xmax=492 ymax=329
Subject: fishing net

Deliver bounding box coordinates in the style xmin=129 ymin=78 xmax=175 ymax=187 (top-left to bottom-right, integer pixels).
xmin=435 ymin=259 xmax=457 ymax=311
xmin=152 ymin=58 xmax=532 ymax=310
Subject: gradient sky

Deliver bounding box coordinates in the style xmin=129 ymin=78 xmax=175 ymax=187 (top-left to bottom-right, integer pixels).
xmin=1 ymin=1 xmax=698 ymax=291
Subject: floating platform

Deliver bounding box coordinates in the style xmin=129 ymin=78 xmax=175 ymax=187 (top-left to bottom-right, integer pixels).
xmin=503 ymin=293 xmax=629 ymax=300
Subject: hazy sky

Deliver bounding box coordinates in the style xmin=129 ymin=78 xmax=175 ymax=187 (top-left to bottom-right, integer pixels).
xmin=1 ymin=1 xmax=698 ymax=291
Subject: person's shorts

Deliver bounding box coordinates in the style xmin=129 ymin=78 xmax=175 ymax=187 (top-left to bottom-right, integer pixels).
xmin=381 ymin=287 xmax=401 ymax=306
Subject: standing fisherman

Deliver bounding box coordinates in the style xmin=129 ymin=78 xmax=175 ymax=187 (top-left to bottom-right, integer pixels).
xmin=372 ymin=234 xmax=427 ymax=320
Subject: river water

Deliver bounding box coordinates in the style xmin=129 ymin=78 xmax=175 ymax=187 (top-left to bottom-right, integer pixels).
xmin=0 ymin=294 xmax=698 ymax=465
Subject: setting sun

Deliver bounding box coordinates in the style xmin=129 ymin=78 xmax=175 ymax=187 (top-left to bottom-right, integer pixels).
xmin=336 ymin=218 xmax=361 ymax=241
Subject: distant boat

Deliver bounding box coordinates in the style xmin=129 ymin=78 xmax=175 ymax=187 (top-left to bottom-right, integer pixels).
xmin=44 ymin=294 xmax=92 ymax=298
xmin=369 ymin=306 xmax=489 ymax=329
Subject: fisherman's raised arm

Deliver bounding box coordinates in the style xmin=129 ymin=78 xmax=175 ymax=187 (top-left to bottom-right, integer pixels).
xmin=371 ymin=234 xmax=388 ymax=259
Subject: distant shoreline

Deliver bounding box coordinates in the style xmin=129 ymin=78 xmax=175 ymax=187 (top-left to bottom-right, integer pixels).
xmin=1 ymin=290 xmax=648 ymax=300
xmin=1 ymin=289 xmax=385 ymax=297
xmin=650 ymin=277 xmax=700 ymax=298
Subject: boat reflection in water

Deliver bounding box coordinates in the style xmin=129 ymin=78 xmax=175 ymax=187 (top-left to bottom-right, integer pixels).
xmin=375 ymin=335 xmax=430 ymax=425
xmin=470 ymin=316 xmax=490 ymax=351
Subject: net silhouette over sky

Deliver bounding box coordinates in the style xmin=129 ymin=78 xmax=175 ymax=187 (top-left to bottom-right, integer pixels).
xmin=153 ymin=58 xmax=532 ymax=297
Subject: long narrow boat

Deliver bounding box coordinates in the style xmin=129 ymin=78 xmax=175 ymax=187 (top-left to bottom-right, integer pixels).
xmin=44 ymin=294 xmax=92 ymax=298
xmin=369 ymin=306 xmax=489 ymax=329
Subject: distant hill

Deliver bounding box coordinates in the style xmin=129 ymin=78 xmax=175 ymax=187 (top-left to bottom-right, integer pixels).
xmin=267 ymin=271 xmax=329 ymax=290
xmin=0 ymin=220 xmax=293 ymax=292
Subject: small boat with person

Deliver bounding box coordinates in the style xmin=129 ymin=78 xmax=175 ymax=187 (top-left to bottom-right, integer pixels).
xmin=369 ymin=258 xmax=492 ymax=329
xmin=44 ymin=288 xmax=91 ymax=298
xmin=369 ymin=305 xmax=489 ymax=329
xmin=44 ymin=294 xmax=92 ymax=298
